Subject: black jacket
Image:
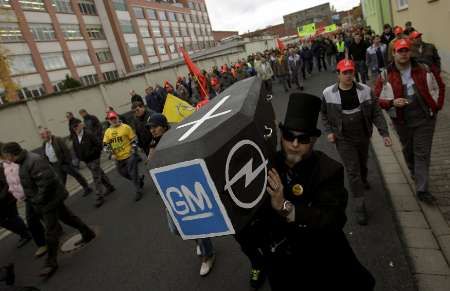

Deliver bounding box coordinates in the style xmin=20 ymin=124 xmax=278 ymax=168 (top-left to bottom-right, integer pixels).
xmin=0 ymin=163 xmax=17 ymax=218
xmin=72 ymin=129 xmax=102 ymax=163
xmin=16 ymin=150 xmax=68 ymax=213
xmin=131 ymin=110 xmax=153 ymax=155
xmin=261 ymin=151 xmax=375 ymax=290
xmin=41 ymin=135 xmax=72 ymax=166
xmin=83 ymin=114 xmax=103 ymax=138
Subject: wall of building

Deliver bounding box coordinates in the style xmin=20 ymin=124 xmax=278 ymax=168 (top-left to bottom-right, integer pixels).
xmin=0 ymin=38 xmax=276 ymax=150
xmin=390 ymin=0 xmax=450 ymax=73
xmin=212 ymin=31 xmax=239 ymax=42
xmin=362 ymin=0 xmax=392 ymax=34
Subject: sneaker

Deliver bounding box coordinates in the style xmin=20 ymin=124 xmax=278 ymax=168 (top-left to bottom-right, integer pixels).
xmin=417 ymin=191 xmax=436 ymax=205
xmin=34 ymin=246 xmax=48 ymax=258
xmin=83 ymin=187 xmax=93 ymax=197
xmin=249 ymin=268 xmax=265 ymax=290
xmin=94 ymin=197 xmax=104 ymax=208
xmin=4 ymin=263 xmax=15 ymax=285
xmin=196 ymin=244 xmax=201 ymax=256
xmin=199 ymin=255 xmax=215 ymax=277
xmin=39 ymin=265 xmax=57 ymax=278
xmin=74 ymin=231 xmax=96 ymax=247
xmin=17 ymin=236 xmax=32 ymax=248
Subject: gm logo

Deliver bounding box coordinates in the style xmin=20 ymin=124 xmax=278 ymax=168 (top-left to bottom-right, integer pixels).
xmin=150 ymin=159 xmax=235 ymax=240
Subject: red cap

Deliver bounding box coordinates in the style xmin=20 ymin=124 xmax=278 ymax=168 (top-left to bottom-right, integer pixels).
xmin=409 ymin=31 xmax=422 ymax=40
xmin=336 ymin=59 xmax=355 ymax=72
xmin=394 ymin=38 xmax=411 ymax=52
xmin=394 ymin=26 xmax=404 ymax=35
xmin=106 ymin=111 xmax=118 ymax=120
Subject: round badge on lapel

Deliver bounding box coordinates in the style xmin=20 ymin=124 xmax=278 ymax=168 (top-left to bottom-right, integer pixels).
xmin=292 ymin=184 xmax=304 ymax=196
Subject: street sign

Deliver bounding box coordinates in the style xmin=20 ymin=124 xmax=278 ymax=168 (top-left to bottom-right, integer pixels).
xmin=150 ymin=159 xmax=235 ymax=240
xmin=148 ymin=77 xmax=277 ymax=239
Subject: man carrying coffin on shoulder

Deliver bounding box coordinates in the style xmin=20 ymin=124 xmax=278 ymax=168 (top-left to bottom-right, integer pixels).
xmin=262 ymin=93 xmax=375 ymax=291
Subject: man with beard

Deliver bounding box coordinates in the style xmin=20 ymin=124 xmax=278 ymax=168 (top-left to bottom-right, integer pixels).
xmin=261 ymin=93 xmax=375 ymax=290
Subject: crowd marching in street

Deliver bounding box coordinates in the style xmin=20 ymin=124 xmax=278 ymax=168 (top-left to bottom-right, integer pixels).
xmin=0 ymin=19 xmax=445 ymax=291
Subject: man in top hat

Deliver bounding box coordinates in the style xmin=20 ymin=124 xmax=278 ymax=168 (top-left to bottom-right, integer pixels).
xmin=321 ymin=59 xmax=392 ymax=225
xmin=103 ymin=111 xmax=145 ymax=202
xmin=261 ymin=93 xmax=375 ymax=290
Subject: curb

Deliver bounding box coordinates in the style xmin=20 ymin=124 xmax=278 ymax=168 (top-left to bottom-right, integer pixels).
xmin=372 ymin=112 xmax=450 ymax=290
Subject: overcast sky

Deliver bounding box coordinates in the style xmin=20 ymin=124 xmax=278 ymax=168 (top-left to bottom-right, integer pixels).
xmin=205 ymin=0 xmax=360 ymax=34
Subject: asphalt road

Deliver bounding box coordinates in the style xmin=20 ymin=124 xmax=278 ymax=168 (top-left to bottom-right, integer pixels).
xmin=0 ymin=71 xmax=416 ymax=291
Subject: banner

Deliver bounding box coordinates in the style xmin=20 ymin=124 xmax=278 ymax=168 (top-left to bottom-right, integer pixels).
xmin=297 ymin=23 xmax=316 ymax=37
xmin=324 ymin=24 xmax=338 ymax=33
xmin=178 ymin=46 xmax=208 ymax=100
xmin=162 ymin=93 xmax=195 ymax=123
xmin=276 ymin=38 xmax=286 ymax=51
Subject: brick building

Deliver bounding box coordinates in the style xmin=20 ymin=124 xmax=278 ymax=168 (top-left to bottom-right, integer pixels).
xmin=212 ymin=30 xmax=238 ymax=42
xmin=0 ymin=0 xmax=214 ymax=101
xmin=283 ymin=3 xmax=332 ymax=32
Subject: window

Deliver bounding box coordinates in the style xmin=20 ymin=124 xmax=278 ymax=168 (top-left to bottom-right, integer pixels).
xmin=195 ymin=26 xmax=200 ymax=36
xmin=187 ymin=2 xmax=194 ymax=9
xmin=60 ymin=24 xmax=82 ymax=40
xmin=0 ymin=23 xmax=23 ymax=42
xmin=191 ymin=14 xmax=197 ymax=23
xmin=162 ymin=26 xmax=172 ymax=37
xmin=52 ymin=80 xmax=65 ymax=92
xmin=180 ymin=27 xmax=188 ymax=37
xmin=95 ymin=48 xmax=112 ymax=63
xmin=52 ymin=0 xmax=72 ymax=13
xmin=188 ymin=26 xmax=195 ymax=36
xmin=134 ymin=63 xmax=145 ymax=70
xmin=8 ymin=55 xmax=36 ymax=75
xmin=158 ymin=11 xmax=167 ymax=21
xmin=71 ymin=50 xmax=91 ymax=66
xmin=41 ymin=52 xmax=66 ymax=70
xmin=132 ymin=7 xmax=144 ymax=18
xmin=78 ymin=0 xmax=96 ymax=15
xmin=152 ymin=26 xmax=161 ymax=37
xmin=139 ymin=25 xmax=150 ymax=37
xmin=86 ymin=25 xmax=105 ymax=39
xmin=173 ymin=26 xmax=181 ymax=37
xmin=168 ymin=43 xmax=177 ymax=54
xmin=145 ymin=45 xmax=156 ymax=56
xmin=120 ymin=20 xmax=134 ymax=33
xmin=127 ymin=42 xmax=140 ymax=56
xmin=19 ymin=0 xmax=45 ymax=11
xmin=0 ymin=0 xmax=11 ymax=9
xmin=146 ymin=9 xmax=157 ymax=20
xmin=184 ymin=14 xmax=191 ymax=22
xmin=80 ymin=74 xmax=98 ymax=86
xmin=112 ymin=0 xmax=127 ymax=11
xmin=176 ymin=13 xmax=184 ymax=22
xmin=167 ymin=11 xmax=176 ymax=22
xmin=397 ymin=0 xmax=408 ymax=9
xmin=103 ymin=70 xmax=119 ymax=81
xmin=17 ymin=85 xmax=45 ymax=100
xmin=157 ymin=44 xmax=166 ymax=54
xmin=29 ymin=23 xmax=56 ymax=41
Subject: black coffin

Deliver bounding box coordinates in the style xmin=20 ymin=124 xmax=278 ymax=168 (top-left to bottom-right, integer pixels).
xmin=149 ymin=77 xmax=277 ymax=239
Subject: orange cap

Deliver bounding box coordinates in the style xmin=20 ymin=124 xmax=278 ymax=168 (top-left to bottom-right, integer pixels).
xmin=409 ymin=31 xmax=422 ymax=40
xmin=394 ymin=38 xmax=411 ymax=52
xmin=336 ymin=59 xmax=355 ymax=72
xmin=394 ymin=26 xmax=404 ymax=35
xmin=211 ymin=77 xmax=219 ymax=86
xmin=106 ymin=111 xmax=118 ymax=120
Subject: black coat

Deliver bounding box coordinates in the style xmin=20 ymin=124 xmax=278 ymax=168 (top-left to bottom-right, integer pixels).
xmin=16 ymin=151 xmax=68 ymax=213
xmin=263 ymin=150 xmax=375 ymax=290
xmin=83 ymin=114 xmax=103 ymax=139
xmin=41 ymin=136 xmax=72 ymax=166
xmin=72 ymin=130 xmax=102 ymax=163
xmin=0 ymin=163 xmax=17 ymax=218
xmin=131 ymin=110 xmax=154 ymax=155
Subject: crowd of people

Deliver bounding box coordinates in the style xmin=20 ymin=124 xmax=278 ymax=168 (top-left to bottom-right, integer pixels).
xmin=0 ymin=20 xmax=445 ymax=291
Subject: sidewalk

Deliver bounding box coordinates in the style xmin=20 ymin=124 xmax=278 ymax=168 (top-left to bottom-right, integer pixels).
xmin=372 ymin=80 xmax=450 ymax=290
xmin=0 ymin=154 xmax=116 ymax=240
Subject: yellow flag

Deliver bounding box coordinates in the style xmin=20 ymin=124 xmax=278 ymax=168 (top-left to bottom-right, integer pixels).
xmin=324 ymin=24 xmax=337 ymax=33
xmin=162 ymin=93 xmax=195 ymax=123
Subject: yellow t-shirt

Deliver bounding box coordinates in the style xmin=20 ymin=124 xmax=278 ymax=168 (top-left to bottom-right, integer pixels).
xmin=103 ymin=123 xmax=136 ymax=161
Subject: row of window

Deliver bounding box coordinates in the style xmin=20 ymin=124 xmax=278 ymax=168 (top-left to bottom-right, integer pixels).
xmin=136 ymin=40 xmax=214 ymax=58
xmin=0 ymin=0 xmax=97 ymax=15
xmin=133 ymin=23 xmax=211 ymax=39
xmin=187 ymin=1 xmax=207 ymax=12
xmin=0 ymin=22 xmax=106 ymax=42
xmin=132 ymin=6 xmax=210 ymax=25
xmin=8 ymin=48 xmax=113 ymax=75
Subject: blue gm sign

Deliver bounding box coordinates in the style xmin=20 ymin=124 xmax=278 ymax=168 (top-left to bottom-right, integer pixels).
xmin=150 ymin=159 xmax=235 ymax=240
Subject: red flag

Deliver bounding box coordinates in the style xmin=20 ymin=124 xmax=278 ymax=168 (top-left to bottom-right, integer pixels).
xmin=276 ymin=38 xmax=286 ymax=51
xmin=178 ymin=46 xmax=209 ymax=101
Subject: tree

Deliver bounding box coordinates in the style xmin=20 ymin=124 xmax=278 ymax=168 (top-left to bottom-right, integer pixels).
xmin=60 ymin=74 xmax=82 ymax=90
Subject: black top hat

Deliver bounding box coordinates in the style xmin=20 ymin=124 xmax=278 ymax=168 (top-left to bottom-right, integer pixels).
xmin=279 ymin=93 xmax=322 ymax=136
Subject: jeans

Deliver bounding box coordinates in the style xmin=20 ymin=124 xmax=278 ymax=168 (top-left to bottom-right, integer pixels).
xmin=354 ymin=60 xmax=368 ymax=84
xmin=86 ymin=158 xmax=113 ymax=198
xmin=25 ymin=201 xmax=46 ymax=247
xmin=0 ymin=205 xmax=30 ymax=239
xmin=262 ymin=79 xmax=273 ymax=95
xmin=116 ymin=154 xmax=142 ymax=194
xmin=277 ymin=75 xmax=290 ymax=92
xmin=51 ymin=163 xmax=90 ymax=192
